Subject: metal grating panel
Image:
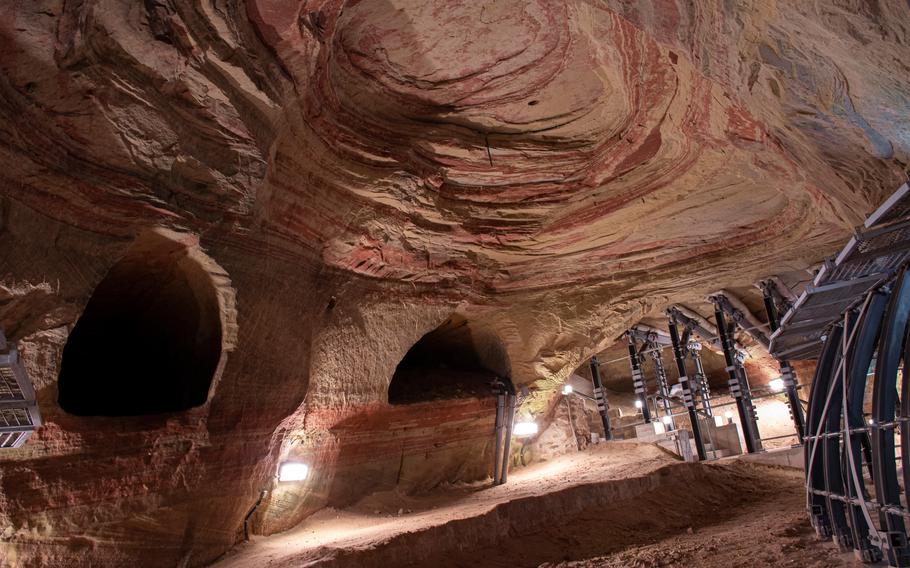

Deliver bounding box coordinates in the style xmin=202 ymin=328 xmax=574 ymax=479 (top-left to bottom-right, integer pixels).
xmin=0 ymin=366 xmax=25 ymax=401
xmin=770 ymin=183 xmax=910 ymax=359
xmin=0 ymin=329 xmax=41 ymax=449
xmin=0 ymin=407 xmax=33 ymax=428
xmin=0 ymin=431 xmax=23 ymax=448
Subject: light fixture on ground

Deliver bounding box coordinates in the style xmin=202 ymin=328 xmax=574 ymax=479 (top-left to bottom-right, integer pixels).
xmin=634 ymin=399 xmax=643 ymax=409
xmin=278 ymin=462 xmax=309 ymax=482
xmin=512 ymin=421 xmax=539 ymax=437
xmin=768 ymin=378 xmax=785 ymax=392
xmin=561 ymin=384 xmax=573 ymax=395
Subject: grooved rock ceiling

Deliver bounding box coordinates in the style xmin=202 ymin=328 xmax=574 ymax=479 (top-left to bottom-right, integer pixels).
xmin=0 ymin=1 xmax=908 ymax=566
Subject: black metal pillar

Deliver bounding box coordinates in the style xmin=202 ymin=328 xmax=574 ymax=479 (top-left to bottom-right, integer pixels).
xmin=688 ymin=341 xmax=713 ymax=417
xmin=712 ymin=301 xmax=759 ymax=453
xmin=762 ymin=281 xmax=806 ymax=441
xmin=650 ymin=347 xmax=674 ymax=431
xmin=589 ymin=356 xmax=613 ymax=440
xmin=668 ymin=316 xmax=707 ymax=461
xmin=627 ymin=335 xmax=652 ymax=423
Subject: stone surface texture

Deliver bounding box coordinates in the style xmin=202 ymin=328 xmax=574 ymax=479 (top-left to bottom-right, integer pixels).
xmin=0 ymin=1 xmax=908 ymax=566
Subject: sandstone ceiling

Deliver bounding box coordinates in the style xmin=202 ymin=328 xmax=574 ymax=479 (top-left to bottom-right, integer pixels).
xmin=1 ymin=1 xmax=909 ymax=566
xmin=3 ymin=1 xmax=907 ymax=294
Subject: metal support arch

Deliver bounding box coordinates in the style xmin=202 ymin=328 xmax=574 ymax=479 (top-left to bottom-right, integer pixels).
xmin=804 ymin=269 xmax=910 ymax=565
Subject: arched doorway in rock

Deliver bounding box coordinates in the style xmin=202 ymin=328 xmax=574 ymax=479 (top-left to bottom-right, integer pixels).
xmin=388 ymin=314 xmax=511 ymax=405
xmin=57 ymin=229 xmax=225 ymax=416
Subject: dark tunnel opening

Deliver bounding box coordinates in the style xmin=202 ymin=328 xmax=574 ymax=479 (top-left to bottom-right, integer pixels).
xmin=57 ymin=231 xmax=222 ymax=416
xmin=388 ymin=315 xmax=510 ymax=405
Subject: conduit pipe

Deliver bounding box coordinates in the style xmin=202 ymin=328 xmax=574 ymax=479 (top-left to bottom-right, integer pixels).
xmin=499 ymin=391 xmax=516 ymax=484
xmin=493 ymin=390 xmax=505 ymax=485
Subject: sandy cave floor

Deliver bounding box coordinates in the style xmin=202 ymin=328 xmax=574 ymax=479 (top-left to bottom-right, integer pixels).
xmin=214 ymin=443 xmax=860 ymax=568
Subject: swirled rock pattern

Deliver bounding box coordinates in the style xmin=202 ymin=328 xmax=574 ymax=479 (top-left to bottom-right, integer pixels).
xmin=0 ymin=1 xmax=908 ymax=566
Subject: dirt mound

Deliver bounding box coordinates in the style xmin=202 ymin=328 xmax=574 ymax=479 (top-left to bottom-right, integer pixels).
xmin=303 ymin=461 xmax=842 ymax=568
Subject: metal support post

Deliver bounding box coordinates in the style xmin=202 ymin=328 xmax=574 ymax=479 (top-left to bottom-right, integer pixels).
xmin=668 ymin=315 xmax=707 ymax=461
xmin=499 ymin=391 xmax=516 ymax=484
xmin=650 ymin=346 xmax=674 ymax=431
xmin=712 ymin=300 xmax=759 ymax=453
xmin=688 ymin=341 xmax=713 ymax=417
xmin=627 ymin=335 xmax=652 ymax=423
xmin=493 ymin=390 xmax=505 ymax=484
xmin=762 ymin=280 xmax=807 ymax=441
xmin=590 ymin=356 xmax=613 ymax=440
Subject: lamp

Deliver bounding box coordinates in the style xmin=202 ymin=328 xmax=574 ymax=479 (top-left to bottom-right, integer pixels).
xmin=513 ymin=421 xmax=539 ymax=437
xmin=278 ymin=462 xmax=309 ymax=482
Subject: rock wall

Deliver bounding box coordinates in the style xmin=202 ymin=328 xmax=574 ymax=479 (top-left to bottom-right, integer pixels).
xmin=0 ymin=1 xmax=909 ymax=566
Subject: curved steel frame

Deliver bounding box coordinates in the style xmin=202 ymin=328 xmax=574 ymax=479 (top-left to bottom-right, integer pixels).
xmin=805 ymin=268 xmax=910 ymax=565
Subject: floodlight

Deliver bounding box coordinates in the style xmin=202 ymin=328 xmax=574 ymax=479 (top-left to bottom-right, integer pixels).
xmin=278 ymin=462 xmax=309 ymax=482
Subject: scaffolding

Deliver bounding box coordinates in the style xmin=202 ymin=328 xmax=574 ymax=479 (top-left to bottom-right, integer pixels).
xmin=0 ymin=329 xmax=41 ymax=448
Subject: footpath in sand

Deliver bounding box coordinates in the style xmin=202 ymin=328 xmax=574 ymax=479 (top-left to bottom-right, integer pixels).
xmin=214 ymin=442 xmax=860 ymax=568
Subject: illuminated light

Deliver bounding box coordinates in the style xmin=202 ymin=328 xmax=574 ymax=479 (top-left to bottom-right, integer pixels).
xmin=769 ymin=378 xmax=785 ymax=392
xmin=562 ymin=384 xmax=573 ymax=396
xmin=661 ymin=415 xmax=673 ymax=425
xmin=869 ymin=418 xmax=875 ymax=426
xmin=278 ymin=462 xmax=309 ymax=482
xmin=634 ymin=399 xmax=643 ymax=409
xmin=513 ymin=421 xmax=539 ymax=437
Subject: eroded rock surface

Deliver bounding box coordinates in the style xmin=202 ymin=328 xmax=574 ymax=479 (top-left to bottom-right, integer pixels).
xmin=0 ymin=1 xmax=908 ymax=566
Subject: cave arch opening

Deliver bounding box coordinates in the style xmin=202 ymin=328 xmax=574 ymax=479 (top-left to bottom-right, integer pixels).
xmin=388 ymin=315 xmax=511 ymax=405
xmin=57 ymin=230 xmax=223 ymax=416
